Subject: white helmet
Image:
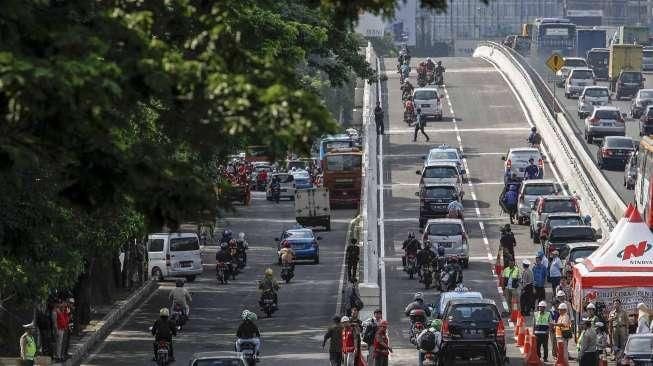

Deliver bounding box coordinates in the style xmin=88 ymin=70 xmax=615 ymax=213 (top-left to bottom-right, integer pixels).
xmin=414 ymin=292 xmax=424 ymax=301
xmin=538 ymin=301 xmax=547 ymax=308
xmin=558 ymin=303 xmax=568 ymax=310
xmin=238 ymin=232 xmax=246 ymax=240
xmin=586 ymin=303 xmax=596 ymax=310
xmin=160 ymin=308 xmax=170 ymax=317
xmin=556 ymin=290 xmax=566 ymax=298
xmin=427 ymin=57 xmax=432 ymax=62
xmin=341 ymin=316 xmax=350 ymax=322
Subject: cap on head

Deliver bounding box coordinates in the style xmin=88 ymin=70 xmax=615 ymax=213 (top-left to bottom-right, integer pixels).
xmin=558 ymin=303 xmax=568 ymax=310
xmin=586 ymin=303 xmax=596 ymax=310
xmin=556 ymin=290 xmax=566 ymax=297
xmin=538 ymin=301 xmax=547 ymax=308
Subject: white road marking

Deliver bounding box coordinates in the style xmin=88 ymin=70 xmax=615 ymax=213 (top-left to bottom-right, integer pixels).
xmin=382 ymin=182 xmax=504 ymax=188
xmin=383 ymin=216 xmax=505 ymax=223
xmin=221 ymin=218 xmax=351 ymax=224
xmin=379 ymin=132 xmax=388 ymax=316
xmin=384 ymin=127 xmax=531 ymax=134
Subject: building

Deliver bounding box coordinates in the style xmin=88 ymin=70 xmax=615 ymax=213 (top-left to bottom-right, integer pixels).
xmin=563 ymin=0 xmax=652 ymax=26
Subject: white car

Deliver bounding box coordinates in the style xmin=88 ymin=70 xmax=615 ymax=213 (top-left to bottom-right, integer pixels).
xmin=516 ymin=179 xmax=560 ymax=224
xmin=417 ymin=162 xmax=464 ymax=199
xmin=565 ymin=68 xmax=595 ymax=98
xmin=556 ymin=57 xmax=588 ymax=87
xmin=584 ymin=106 xmax=625 ymax=144
xmin=502 ymin=147 xmax=544 ymax=181
xmin=413 ymin=87 xmax=443 ymax=121
xmin=422 ymin=218 xmax=469 ymax=268
xmin=577 ymin=86 xmax=610 ymax=118
xmin=266 ymin=172 xmax=295 ymax=201
xmin=423 ymin=144 xmax=466 ymax=176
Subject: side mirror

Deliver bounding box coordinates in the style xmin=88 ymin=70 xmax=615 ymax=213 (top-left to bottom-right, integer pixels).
xmin=274 ymin=237 xmax=279 ymax=241
xmin=317 ymin=236 xmax=323 ymax=240
xmin=421 ymin=155 xmax=426 ymax=160
xmin=416 ymin=170 xmax=421 ymax=175
xmin=595 ymin=228 xmax=603 ymax=239
xmin=414 ymin=191 xmax=420 ymax=197
xmin=501 ymin=156 xmax=506 ymax=161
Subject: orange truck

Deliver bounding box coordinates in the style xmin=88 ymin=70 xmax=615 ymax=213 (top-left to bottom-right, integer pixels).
xmin=321 ymin=147 xmax=362 ymax=207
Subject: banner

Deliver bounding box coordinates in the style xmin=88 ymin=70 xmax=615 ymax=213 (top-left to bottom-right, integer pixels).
xmin=574 ymin=286 xmax=653 ymax=313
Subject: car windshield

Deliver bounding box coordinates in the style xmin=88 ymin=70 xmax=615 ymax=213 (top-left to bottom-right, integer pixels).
xmin=325 ymin=154 xmax=361 ymax=172
xmin=425 ymin=187 xmax=456 ymax=198
xmin=621 ymin=73 xmax=642 ymax=83
xmin=414 ymin=90 xmax=438 ymax=100
xmin=605 ymin=138 xmax=633 ymax=149
xmin=283 ymin=230 xmax=313 ymax=239
xmin=428 ymin=223 xmax=463 ymax=236
xmin=287 ymin=161 xmax=306 ymax=170
xmin=595 ymin=109 xmax=620 ymax=120
xmin=424 ymin=166 xmax=458 ymax=179
xmin=510 ymin=151 xmax=540 ymax=162
xmin=323 ymin=140 xmax=353 ymax=152
xmin=569 ymin=248 xmax=597 ymax=262
xmin=274 ymin=174 xmax=293 ymax=183
xmin=524 ymin=184 xmax=556 ymax=196
xmin=549 ymin=227 xmax=594 ymax=241
xmin=449 ymin=304 xmax=499 ymax=323
xmin=640 ymin=90 xmax=653 ymax=99
xmin=565 ymin=59 xmax=587 ymax=67
xmin=549 ymin=217 xmax=582 ymax=227
xmin=644 ymin=50 xmax=653 ymax=58
xmin=543 ymin=200 xmax=577 ymax=213
xmin=571 ymin=70 xmax=593 ymax=79
xmin=584 ymin=88 xmax=608 ymax=98
xmin=254 ymin=166 xmax=271 ymax=172
xmin=170 ymin=237 xmax=200 ymax=251
xmin=194 ymin=360 xmax=245 ymax=366
xmin=429 ymin=151 xmax=458 ymax=160
xmin=626 ymin=337 xmax=653 ymax=353
xmin=587 ymin=52 xmax=608 ymax=65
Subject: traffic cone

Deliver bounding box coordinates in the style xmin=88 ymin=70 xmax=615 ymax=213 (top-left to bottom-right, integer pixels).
xmin=554 ymin=340 xmax=569 ymax=366
xmin=510 ymin=297 xmax=520 ymax=323
xmin=523 ymin=328 xmax=532 ymax=354
xmin=514 ymin=315 xmax=523 ymax=341
xmin=517 ymin=325 xmax=527 ymax=347
xmin=524 ymin=334 xmax=544 ymax=366
xmin=598 ymin=353 xmax=608 ymax=366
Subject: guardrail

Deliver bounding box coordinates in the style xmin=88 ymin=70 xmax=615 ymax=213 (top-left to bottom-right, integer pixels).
xmin=475 ymin=42 xmax=622 ymax=232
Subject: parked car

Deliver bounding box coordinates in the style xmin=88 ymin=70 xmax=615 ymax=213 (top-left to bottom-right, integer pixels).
xmin=422 ymin=218 xmax=469 ymax=267
xmin=529 ymin=196 xmax=581 ymax=243
xmin=417 ymin=184 xmax=462 ymax=227
xmin=275 ymin=227 xmax=321 ymax=264
xmin=423 ymin=144 xmax=466 ymax=177
xmin=413 ymin=87 xmax=443 ymax=120
xmin=640 ymin=105 xmax=653 ymax=136
xmin=189 ymin=352 xmax=247 ymax=366
xmin=615 ymin=71 xmax=644 ymax=100
xmin=597 ymin=136 xmax=635 ymax=169
xmin=502 ymin=148 xmax=544 ymax=182
xmin=538 ymin=213 xmax=585 ymax=242
xmin=618 ymin=333 xmax=653 ymax=365
xmin=543 ymin=225 xmax=600 ymax=258
xmin=584 ymin=106 xmax=626 ymax=144
xmin=578 ymin=86 xmax=610 ymax=119
xmin=564 ymin=68 xmax=595 ymax=98
xmin=630 ymin=89 xmax=653 ymax=119
xmin=516 ymin=179 xmax=560 ymax=224
xmin=625 ymin=152 xmax=638 ymax=190
xmin=556 ymin=57 xmax=588 ymax=87
xmin=560 ymin=242 xmax=599 ymax=276
xmin=440 ymin=299 xmax=506 ymax=365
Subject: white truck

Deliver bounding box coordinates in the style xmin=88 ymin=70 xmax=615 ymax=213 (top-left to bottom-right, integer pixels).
xmin=294 ymin=187 xmax=331 ymax=231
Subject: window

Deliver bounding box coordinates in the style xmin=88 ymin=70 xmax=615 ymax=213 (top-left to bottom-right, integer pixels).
xmin=323 ymin=140 xmax=353 ymax=152
xmin=193 ymin=360 xmax=246 ymax=366
xmin=283 ymin=230 xmax=314 ymax=239
xmin=626 ymin=337 xmax=653 ymax=353
xmin=427 ymin=223 xmax=463 ymax=236
xmin=595 ymin=109 xmax=621 ymax=120
xmin=587 ymin=52 xmax=609 ymax=66
xmin=424 ymin=187 xmax=457 ymax=199
xmin=605 ymin=138 xmax=634 ymax=149
xmin=621 ymin=73 xmax=642 ymax=83
xmin=275 ymin=174 xmax=294 ymax=183
xmin=423 ymin=166 xmax=458 ymax=179
xmin=644 ymin=50 xmax=653 ymax=58
xmin=523 ymin=184 xmax=556 ymax=196
xmin=543 ymin=200 xmax=577 ymax=213
xmin=584 ymin=88 xmax=608 ymax=98
xmin=510 ymin=151 xmax=541 ymax=162
xmin=170 ymin=237 xmax=199 ymax=252
xmin=413 ymin=90 xmax=438 ymax=100
xmin=549 ymin=227 xmax=594 ymax=241
xmin=564 ymin=59 xmax=587 ymax=68
xmin=570 ymin=70 xmax=593 ymax=79
xmin=429 ymin=151 xmax=459 ymax=160
xmin=569 ymin=248 xmax=597 ymax=262
xmin=449 ymin=305 xmax=499 ymax=322
xmin=641 ymin=91 xmax=653 ymax=99
xmin=148 ymin=239 xmax=164 ymax=252
xmin=325 ymin=155 xmax=362 ymax=172
xmin=549 ymin=218 xmax=583 ymax=228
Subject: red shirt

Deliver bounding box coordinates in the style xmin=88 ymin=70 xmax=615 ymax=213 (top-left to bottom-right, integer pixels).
xmin=373 ymin=331 xmax=390 ymax=356
xmin=341 ymin=328 xmax=355 ymax=353
xmin=56 ymin=309 xmax=70 ymax=330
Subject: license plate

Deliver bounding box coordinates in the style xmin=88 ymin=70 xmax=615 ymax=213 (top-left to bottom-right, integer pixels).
xmin=465 ymin=329 xmax=481 ymax=335
xmin=591 ymin=101 xmax=600 ymax=105
xmin=179 ymin=261 xmax=192 ymax=268
xmin=602 ymin=122 xmax=612 ymax=126
xmin=421 ymin=104 xmax=430 ymax=108
xmin=281 ymin=189 xmax=287 ymax=192
xmin=438 ymin=242 xmax=452 ymax=248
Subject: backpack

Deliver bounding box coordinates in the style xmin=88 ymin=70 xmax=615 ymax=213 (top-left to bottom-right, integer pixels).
xmin=418 ymin=331 xmax=436 ymax=351
xmin=362 ymin=322 xmax=377 ymax=344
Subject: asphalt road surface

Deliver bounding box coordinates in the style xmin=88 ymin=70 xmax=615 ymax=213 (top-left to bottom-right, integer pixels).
xmin=380 ymin=57 xmax=566 ymax=365
xmin=80 ymin=194 xmax=355 ymax=365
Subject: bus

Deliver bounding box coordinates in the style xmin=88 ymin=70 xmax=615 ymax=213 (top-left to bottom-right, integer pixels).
xmin=566 ymin=10 xmax=602 ymax=27
xmin=322 ymin=148 xmax=362 ymax=207
xmin=634 ymin=136 xmax=653 ymax=229
xmin=531 ymin=18 xmax=578 ymax=58
xmin=318 ymin=134 xmax=357 ymax=163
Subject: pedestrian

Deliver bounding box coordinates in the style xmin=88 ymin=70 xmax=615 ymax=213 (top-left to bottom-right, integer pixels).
xmin=374 ymin=101 xmax=384 ymax=135
xmin=345 ymin=238 xmax=360 ymax=283
xmin=19 ymin=321 xmax=37 ymax=366
xmin=413 ymin=108 xmax=429 ymax=142
xmin=636 ymin=302 xmax=651 ymax=334
xmin=349 ymin=307 xmax=363 ymax=364
xmin=341 ymin=316 xmax=357 ymax=366
xmin=585 ymin=303 xmax=598 ymax=327
xmin=548 ymin=250 xmax=563 ymax=298
xmin=519 ymin=259 xmax=534 ymax=316
xmin=554 ymin=302 xmax=573 ymax=360
xmin=503 ymin=185 xmax=519 ymax=223
xmin=344 ymin=280 xmax=364 ymax=316
xmin=373 ymin=320 xmax=392 ymax=366
xmin=578 ymin=318 xmax=598 ymax=366
xmin=54 ymin=301 xmax=71 ymax=361
xmin=609 ymin=299 xmax=629 ymax=360
xmin=532 ymin=254 xmax=547 ymax=305
xmin=62 ymin=298 xmax=74 ymax=356
xmin=501 ymin=259 xmax=521 ymax=316
xmin=35 ymin=303 xmax=53 ymax=357
xmin=323 ymin=315 xmax=343 ymax=366
xmin=362 ymin=309 xmax=383 ymax=365
xmin=533 ymin=301 xmax=553 ymax=362
xmin=499 ymin=225 xmax=516 ymax=268
xmin=549 ymin=298 xmax=560 ymax=359
xmin=595 ymin=322 xmax=609 ymax=360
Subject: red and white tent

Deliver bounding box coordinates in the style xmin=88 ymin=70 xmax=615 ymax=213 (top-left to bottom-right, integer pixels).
xmin=572 ymin=203 xmax=653 ymax=312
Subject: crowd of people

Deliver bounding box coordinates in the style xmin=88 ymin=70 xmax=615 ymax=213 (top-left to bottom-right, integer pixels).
xmin=19 ymin=296 xmax=75 ymax=365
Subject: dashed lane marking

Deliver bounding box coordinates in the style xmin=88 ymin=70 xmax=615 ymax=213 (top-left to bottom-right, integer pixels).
xmin=384 ymin=127 xmax=531 ymax=134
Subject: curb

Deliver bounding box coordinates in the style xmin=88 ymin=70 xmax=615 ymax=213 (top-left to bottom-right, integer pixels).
xmin=55 ymin=279 xmax=157 ymax=366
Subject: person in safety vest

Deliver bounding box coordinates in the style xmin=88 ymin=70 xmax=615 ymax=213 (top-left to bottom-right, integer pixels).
xmin=501 ymin=259 xmax=521 ymax=316
xmin=20 ymin=322 xmax=37 ymax=366
xmin=533 ymin=301 xmax=553 ymax=362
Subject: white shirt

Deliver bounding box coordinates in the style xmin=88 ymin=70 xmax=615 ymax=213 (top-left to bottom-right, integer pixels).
xmin=549 ymin=257 xmax=562 ymax=278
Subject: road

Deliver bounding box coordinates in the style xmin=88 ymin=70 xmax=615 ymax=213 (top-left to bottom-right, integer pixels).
xmin=525 ymin=54 xmax=653 ymax=205
xmin=81 ymin=194 xmax=356 ymax=365
xmin=380 ymin=57 xmax=564 ymax=364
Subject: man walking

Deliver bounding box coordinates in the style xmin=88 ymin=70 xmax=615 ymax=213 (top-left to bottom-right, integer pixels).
xmin=374 ymin=101 xmax=384 ymax=135
xmin=532 ymin=254 xmax=547 ymax=304
xmin=362 ymin=309 xmax=383 ymax=365
xmin=372 ymin=320 xmax=392 ymax=366
xmin=413 ymin=108 xmax=429 ymax=142
xmin=533 ymin=301 xmax=552 ymax=362
xmin=609 ymin=299 xmax=629 ymax=360
xmin=19 ymin=322 xmax=37 ymax=366
xmin=501 ymin=259 xmax=521 ymax=315
xmin=578 ymin=318 xmax=598 ymax=366
xmin=520 ymin=260 xmax=534 ymax=316
xmin=345 ymin=238 xmax=360 ymax=283
xmin=548 ymin=250 xmax=563 ymax=298
xmin=499 ymin=225 xmax=516 ymax=268
xmin=323 ymin=315 xmax=343 ymax=366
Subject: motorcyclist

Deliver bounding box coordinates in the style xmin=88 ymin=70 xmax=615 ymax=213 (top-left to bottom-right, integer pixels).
xmin=426 ymin=58 xmax=435 ymax=73
xmin=524 ymin=158 xmax=540 ymax=180
xmin=236 ymin=310 xmax=261 ymax=357
xmin=417 ymin=60 xmax=428 ymax=80
xmin=435 ymin=61 xmax=445 ymax=85
xmin=404 ymin=97 xmax=415 ymax=124
xmin=527 ymin=127 xmax=542 ymax=147
xmin=441 ymin=256 xmax=463 ymax=289
xmin=447 ymin=199 xmax=464 ymax=219
xmin=151 ymin=308 xmax=177 ymax=362
xmin=258 ymin=268 xmax=280 ymax=307
xmin=220 ymin=229 xmax=233 ymax=245
xmin=228 ymin=239 xmax=241 ymax=273
xmin=503 ymin=184 xmax=519 ymax=224
xmin=417 ymin=241 xmax=436 ymax=280
xmin=416 ymin=319 xmax=442 ymax=366
xmin=269 ymin=175 xmax=281 ymax=203
xmin=401 ymin=80 xmax=414 ymax=101
xmin=401 ymin=232 xmax=421 ymax=268
xmin=236 ymin=232 xmax=249 ymax=266
xmin=279 ymin=241 xmax=296 ymax=272
xmin=435 ymin=246 xmax=447 ymax=273
xmin=169 ymin=279 xmax=192 ymax=318
xmin=400 ymin=61 xmax=411 ymax=83
xmin=404 ymin=292 xmax=432 ymax=316
xmin=216 ymin=242 xmax=233 ymax=281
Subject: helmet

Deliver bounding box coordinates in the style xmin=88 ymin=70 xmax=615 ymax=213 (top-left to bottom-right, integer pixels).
xmin=531 ymin=127 xmax=537 ymax=132
xmin=556 ymin=290 xmax=566 ymax=298
xmin=424 ymin=241 xmax=431 ymax=248
xmin=223 ymin=229 xmax=232 ymax=238
xmin=160 ymin=308 xmax=170 ymax=317
xmin=427 ymin=57 xmax=432 ymax=62
xmin=528 ymin=158 xmax=535 ymax=163
xmin=430 ymin=319 xmax=442 ymax=331
xmin=586 ymin=303 xmax=596 ymax=310
xmin=265 ymin=268 xmax=274 ymax=276
xmin=238 ymin=232 xmax=246 ymax=240
xmin=522 ymin=259 xmax=531 ymax=266
xmin=437 ymin=247 xmax=445 ymax=256
xmin=176 ymin=279 xmax=184 ymax=287
xmin=416 ymin=108 xmax=421 ymax=113
xmin=241 ymin=310 xmax=251 ymax=320
xmin=341 ymin=316 xmax=350 ymax=322
xmin=558 ymin=303 xmax=568 ymax=310
xmin=220 ymin=242 xmax=228 ymax=250
xmin=246 ymin=312 xmax=258 ymax=321
xmin=414 ymin=292 xmax=423 ymax=301
xmin=437 ymin=60 xmax=442 ymax=65
xmin=282 ymin=241 xmax=291 ymax=248
xmin=538 ymin=301 xmax=547 ymax=308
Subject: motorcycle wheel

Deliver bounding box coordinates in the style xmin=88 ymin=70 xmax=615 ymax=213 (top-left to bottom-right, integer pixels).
xmin=266 ymin=307 xmax=273 ymax=318
xmin=409 ymin=271 xmax=414 ymax=279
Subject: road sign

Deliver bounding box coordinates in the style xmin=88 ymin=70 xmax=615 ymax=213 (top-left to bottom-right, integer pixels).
xmin=546 ymin=53 xmax=564 ymax=73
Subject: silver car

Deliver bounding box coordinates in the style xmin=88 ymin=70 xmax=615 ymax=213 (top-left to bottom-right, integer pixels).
xmin=565 ymin=68 xmax=595 ymax=98
xmin=577 ymin=86 xmax=609 ymax=118
xmin=423 ymin=218 xmax=469 ymax=268
xmin=517 ymin=179 xmax=560 ymax=224
xmin=630 ymin=89 xmax=653 ymax=119
xmin=555 ymin=57 xmax=588 ymax=87
xmin=413 ymin=87 xmax=443 ymax=120
xmin=189 ymin=352 xmax=247 ymax=366
xmin=423 ymin=144 xmax=466 ymax=176
xmin=584 ymin=106 xmax=625 ymax=144
xmin=417 ymin=162 xmax=464 ymax=199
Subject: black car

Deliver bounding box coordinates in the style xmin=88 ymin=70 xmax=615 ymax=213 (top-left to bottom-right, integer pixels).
xmin=614 ymin=71 xmax=644 ymax=100
xmin=543 ymin=225 xmax=600 ymax=258
xmin=560 ymin=242 xmax=599 ymax=276
xmin=440 ymin=299 xmax=506 ymax=365
xmin=597 ymin=136 xmax=635 ymax=169
xmin=619 ymin=334 xmax=653 ymax=365
xmin=587 ymin=48 xmax=609 ymax=80
xmin=418 ymin=183 xmax=460 ymax=227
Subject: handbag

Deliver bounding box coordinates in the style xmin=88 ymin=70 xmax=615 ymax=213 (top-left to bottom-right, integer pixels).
xmin=562 ymin=329 xmax=573 ymax=339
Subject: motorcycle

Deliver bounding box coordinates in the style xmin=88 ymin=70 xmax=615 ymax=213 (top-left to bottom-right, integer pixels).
xmin=435 ymin=71 xmax=444 ymax=86
xmin=421 ymin=266 xmax=433 ymax=289
xmin=170 ymin=303 xmax=187 ymax=330
xmin=216 ymin=262 xmax=229 ymax=284
xmin=405 ymin=254 xmax=417 ymax=279
xmin=408 ymin=309 xmax=427 ymax=346
xmin=404 ymin=107 xmax=415 ymax=125
xmin=423 ymin=351 xmax=438 ymax=366
xmin=280 ymin=263 xmax=294 ymax=283
xmin=438 ymin=261 xmax=463 ymax=292
xmin=259 ymin=290 xmax=277 ymax=318
xmin=238 ymin=339 xmax=258 ymax=366
xmin=427 ymin=70 xmax=435 ymax=85
xmin=271 ymin=185 xmax=281 ymax=203
xmin=417 ymin=71 xmax=427 ymax=87
xmin=154 ymin=340 xmax=170 ymax=366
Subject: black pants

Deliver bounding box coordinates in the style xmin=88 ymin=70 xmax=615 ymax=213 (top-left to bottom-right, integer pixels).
xmin=153 ymin=339 xmax=174 ymax=359
xmin=549 ymin=277 xmax=561 ymax=297
xmin=580 ymin=351 xmax=598 ymax=366
xmin=535 ymin=333 xmax=548 ymax=360
xmin=520 ymin=284 xmax=534 ymax=315
xmin=413 ymin=125 xmax=429 ymax=141
xmin=376 ymin=119 xmax=384 ymax=135
xmin=534 ymin=286 xmax=546 ymax=304
xmin=347 ymin=261 xmax=358 ymax=282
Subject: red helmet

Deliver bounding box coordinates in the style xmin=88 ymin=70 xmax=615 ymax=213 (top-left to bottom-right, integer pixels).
xmin=282 ymin=241 xmax=291 ymax=249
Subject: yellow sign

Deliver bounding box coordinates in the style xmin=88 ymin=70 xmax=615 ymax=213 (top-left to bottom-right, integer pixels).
xmin=545 ymin=53 xmax=564 ymax=73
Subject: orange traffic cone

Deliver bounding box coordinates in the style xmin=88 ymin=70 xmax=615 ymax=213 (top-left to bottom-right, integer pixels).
xmin=524 ymin=334 xmax=544 ymax=366
xmin=517 ymin=325 xmax=527 ymax=347
xmin=510 ymin=297 xmax=520 ymax=323
xmin=554 ymin=340 xmax=569 ymax=366
xmin=523 ymin=328 xmax=532 ymax=354
xmin=514 ymin=316 xmax=523 ymax=341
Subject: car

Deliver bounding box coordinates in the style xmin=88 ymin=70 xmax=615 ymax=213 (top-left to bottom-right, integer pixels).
xmin=436 ymin=291 xmax=483 ymax=318
xmin=413 ymin=87 xmax=443 ymax=120
xmin=584 ymin=106 xmax=626 ymax=144
xmin=644 ymin=47 xmax=653 ymax=71
xmin=501 ymin=148 xmax=544 ymax=182
xmin=542 ymin=225 xmax=599 ymax=259
xmin=560 ymin=242 xmax=599 ymax=276
xmin=556 ymin=57 xmax=588 ymax=87
xmin=417 ymin=162 xmax=464 ymax=196
xmin=564 ymin=68 xmax=595 ymax=98
xmin=286 ymin=159 xmax=308 ymax=171
xmin=147 ymin=232 xmax=203 ymax=282
xmin=597 ymin=136 xmax=635 ymax=169
xmin=529 ymin=196 xmax=581 ymax=243
xmin=586 ymin=48 xmax=609 ymax=80
xmin=275 ymin=227 xmax=321 ymax=264
xmin=625 ymin=152 xmax=638 ymax=190
xmin=266 ymin=172 xmax=295 ymax=201
xmin=290 ymin=169 xmax=313 ymax=189
xmin=577 ymin=86 xmax=610 ymax=119
xmin=516 ymin=179 xmax=560 ymax=224
xmin=188 ymin=351 xmax=247 ymax=366
xmin=250 ymin=162 xmax=273 ymax=189
xmin=630 ymin=89 xmax=653 ymax=119
xmin=538 ymin=213 xmax=585 ymax=242
xmin=423 ymin=144 xmax=466 ymax=177
xmin=640 ymin=105 xmax=653 ymax=136
xmin=619 ymin=333 xmax=653 ymax=365
xmin=615 ymin=71 xmax=644 ymax=100
xmin=417 ymin=184 xmax=462 ymax=227
xmin=440 ymin=299 xmax=506 ymax=364
xmin=422 ymin=218 xmax=469 ymax=267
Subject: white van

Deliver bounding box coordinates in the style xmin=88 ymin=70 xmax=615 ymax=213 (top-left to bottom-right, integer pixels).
xmin=148 ymin=232 xmax=204 ymax=282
